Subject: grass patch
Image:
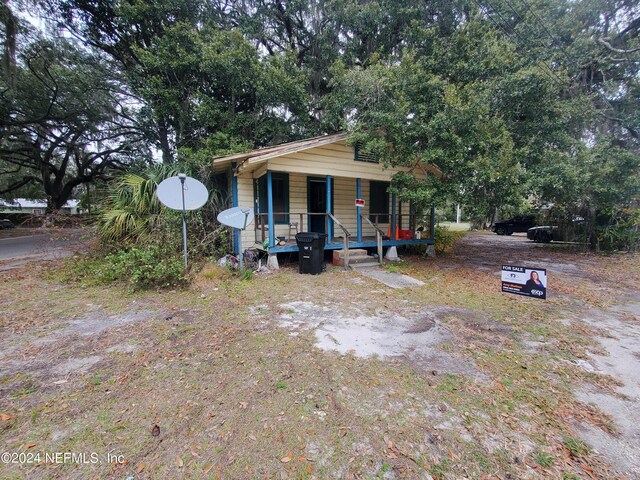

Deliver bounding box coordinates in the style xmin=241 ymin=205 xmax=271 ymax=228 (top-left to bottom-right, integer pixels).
xmin=563 ymin=436 xmax=591 ymax=457
xmin=535 ymin=450 xmax=554 ymax=467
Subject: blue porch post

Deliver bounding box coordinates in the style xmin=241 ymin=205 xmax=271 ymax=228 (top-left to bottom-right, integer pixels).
xmin=326 ymin=175 xmax=333 ymax=242
xmin=231 ymin=163 xmax=240 ymax=255
xmin=391 ymin=192 xmax=397 ymax=240
xmin=267 ymin=170 xmax=275 ymax=248
xmin=430 ymin=205 xmax=436 ymax=240
xmin=356 ymin=178 xmax=362 ymax=242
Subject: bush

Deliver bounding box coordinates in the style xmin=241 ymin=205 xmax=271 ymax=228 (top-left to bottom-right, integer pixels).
xmin=434 ymin=226 xmax=466 ymax=255
xmin=595 ymin=208 xmax=640 ymax=251
xmin=65 ymin=244 xmax=187 ymax=291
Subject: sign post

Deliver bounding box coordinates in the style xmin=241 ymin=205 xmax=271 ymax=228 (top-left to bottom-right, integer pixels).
xmin=156 ymin=174 xmax=209 ymax=271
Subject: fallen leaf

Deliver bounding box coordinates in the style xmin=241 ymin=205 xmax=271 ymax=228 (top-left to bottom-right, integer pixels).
xmin=203 ymin=464 xmax=214 ymax=473
xmin=175 ymin=456 xmax=184 ymax=468
xmin=21 ymin=442 xmax=38 ymax=449
xmin=0 ymin=413 xmax=14 ymax=421
xmin=136 ymin=463 xmax=146 ymax=474
xmin=280 ymin=454 xmax=292 ymax=463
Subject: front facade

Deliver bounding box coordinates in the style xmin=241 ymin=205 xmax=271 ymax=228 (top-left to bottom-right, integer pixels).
xmin=213 ymin=134 xmax=435 ymax=257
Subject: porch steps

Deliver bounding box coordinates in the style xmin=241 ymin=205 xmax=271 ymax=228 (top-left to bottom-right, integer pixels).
xmin=332 ymin=249 xmax=380 ymax=269
xmin=349 ymin=260 xmax=380 ymax=270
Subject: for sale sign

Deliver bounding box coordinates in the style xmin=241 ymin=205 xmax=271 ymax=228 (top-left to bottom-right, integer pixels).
xmin=501 ymin=265 xmax=547 ymax=299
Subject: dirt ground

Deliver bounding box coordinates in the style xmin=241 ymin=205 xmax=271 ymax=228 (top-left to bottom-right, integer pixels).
xmin=1 ymin=232 xmax=639 ymax=479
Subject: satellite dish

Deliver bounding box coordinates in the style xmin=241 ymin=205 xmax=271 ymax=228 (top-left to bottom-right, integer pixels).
xmin=217 ymin=206 xmax=254 ymax=230
xmin=156 ymin=175 xmax=209 ymax=211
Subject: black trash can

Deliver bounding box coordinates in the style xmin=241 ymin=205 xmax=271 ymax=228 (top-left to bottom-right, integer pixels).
xmin=295 ymin=232 xmax=327 ymax=274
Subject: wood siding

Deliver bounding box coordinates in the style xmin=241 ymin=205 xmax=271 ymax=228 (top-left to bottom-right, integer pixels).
xmin=235 ymin=140 xmax=424 ymax=249
xmin=264 ymin=140 xmax=425 ymax=181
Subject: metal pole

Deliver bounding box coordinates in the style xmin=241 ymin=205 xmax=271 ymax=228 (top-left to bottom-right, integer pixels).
xmin=179 ymin=174 xmax=188 ymax=270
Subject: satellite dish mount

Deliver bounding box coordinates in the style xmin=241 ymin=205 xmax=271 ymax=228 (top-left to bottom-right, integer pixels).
xmin=156 ymin=174 xmax=209 ymax=270
xmin=217 ymin=206 xmax=255 ymax=268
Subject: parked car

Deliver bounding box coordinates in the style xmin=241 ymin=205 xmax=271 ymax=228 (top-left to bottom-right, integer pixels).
xmin=0 ymin=219 xmax=15 ymax=230
xmin=491 ymin=216 xmax=535 ymax=235
xmin=527 ymin=226 xmax=558 ymax=243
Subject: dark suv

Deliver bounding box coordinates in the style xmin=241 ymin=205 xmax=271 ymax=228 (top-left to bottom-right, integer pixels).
xmin=491 ymin=216 xmax=535 ymax=235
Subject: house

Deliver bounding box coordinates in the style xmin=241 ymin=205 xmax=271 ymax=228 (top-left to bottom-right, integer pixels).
xmin=0 ymin=198 xmax=84 ymax=215
xmin=212 ymin=133 xmax=435 ymax=268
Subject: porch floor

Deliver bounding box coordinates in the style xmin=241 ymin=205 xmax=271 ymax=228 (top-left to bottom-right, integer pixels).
xmin=260 ymin=235 xmax=434 ymax=253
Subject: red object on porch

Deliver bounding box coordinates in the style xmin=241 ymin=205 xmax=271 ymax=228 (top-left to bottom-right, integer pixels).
xmin=386 ymin=227 xmax=414 ymax=240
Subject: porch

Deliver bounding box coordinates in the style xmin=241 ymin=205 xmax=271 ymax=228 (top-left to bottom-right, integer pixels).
xmin=215 ymin=133 xmax=435 ymax=265
xmin=237 ymin=172 xmax=435 ymax=260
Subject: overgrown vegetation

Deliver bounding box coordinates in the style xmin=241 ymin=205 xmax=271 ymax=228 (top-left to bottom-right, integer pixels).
xmin=64 ymin=163 xmax=230 ymax=290
xmin=65 ymin=244 xmax=187 ymax=291
xmin=434 ymin=226 xmax=467 ymax=255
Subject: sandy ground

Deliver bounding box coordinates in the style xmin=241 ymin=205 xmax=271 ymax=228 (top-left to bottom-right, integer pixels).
xmin=452 ymin=233 xmax=640 ymax=479
xmin=0 ymin=232 xmax=639 ymax=479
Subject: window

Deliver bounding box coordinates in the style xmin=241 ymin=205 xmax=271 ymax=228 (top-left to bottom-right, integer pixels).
xmin=354 ymin=142 xmax=378 ymax=163
xmin=369 ymin=181 xmax=389 ymax=223
xmin=256 ymin=173 xmax=289 ymax=224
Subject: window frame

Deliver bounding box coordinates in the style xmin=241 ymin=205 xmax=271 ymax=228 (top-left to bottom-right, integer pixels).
xmin=255 ymin=172 xmax=290 ymax=224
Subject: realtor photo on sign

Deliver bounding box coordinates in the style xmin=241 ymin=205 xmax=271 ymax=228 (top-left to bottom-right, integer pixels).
xmin=501 ymin=266 xmax=547 ymax=299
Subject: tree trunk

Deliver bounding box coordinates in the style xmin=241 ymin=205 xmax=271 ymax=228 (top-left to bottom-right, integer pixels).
xmin=158 ymin=117 xmax=173 ymax=163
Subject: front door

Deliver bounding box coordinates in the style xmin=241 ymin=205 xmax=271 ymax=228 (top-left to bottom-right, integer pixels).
xmin=308 ymin=179 xmax=326 ymax=233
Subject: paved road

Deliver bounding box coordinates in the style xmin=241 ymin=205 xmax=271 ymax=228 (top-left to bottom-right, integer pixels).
xmin=0 ymin=230 xmax=83 ymax=262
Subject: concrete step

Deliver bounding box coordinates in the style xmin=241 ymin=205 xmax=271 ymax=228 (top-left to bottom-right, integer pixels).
xmin=349 ymin=260 xmax=380 ymax=270
xmin=333 ymin=249 xmax=371 ymax=266
xmin=336 ymin=249 xmax=368 ymax=258
xmin=343 ymin=255 xmax=379 ymax=265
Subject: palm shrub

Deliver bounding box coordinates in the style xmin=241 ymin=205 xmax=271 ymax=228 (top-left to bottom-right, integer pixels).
xmin=76 ymin=163 xmax=229 ymax=290
xmin=97 ymin=164 xmax=180 ymax=243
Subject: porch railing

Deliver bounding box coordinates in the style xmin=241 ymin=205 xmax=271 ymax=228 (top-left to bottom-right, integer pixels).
xmin=328 ymin=213 xmax=351 ymax=269
xmin=254 ymin=212 xmax=331 ymax=244
xmin=361 ymin=214 xmax=385 ymax=264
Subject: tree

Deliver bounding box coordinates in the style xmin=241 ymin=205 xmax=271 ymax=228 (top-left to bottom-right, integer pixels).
xmin=0 ymin=37 xmax=146 ymax=210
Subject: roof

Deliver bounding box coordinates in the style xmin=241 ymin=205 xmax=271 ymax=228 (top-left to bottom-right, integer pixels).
xmin=0 ymin=198 xmax=80 ymax=209
xmin=212 ymin=133 xmax=349 ymax=171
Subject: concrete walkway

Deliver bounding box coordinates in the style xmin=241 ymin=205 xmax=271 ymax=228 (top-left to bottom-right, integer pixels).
xmin=358 ymin=268 xmax=425 ymax=289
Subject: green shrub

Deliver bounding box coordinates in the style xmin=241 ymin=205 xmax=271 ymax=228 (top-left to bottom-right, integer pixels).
xmin=595 ymin=208 xmax=640 ymax=251
xmin=65 ymin=244 xmax=187 ymax=291
xmin=434 ymin=226 xmax=466 ymax=255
